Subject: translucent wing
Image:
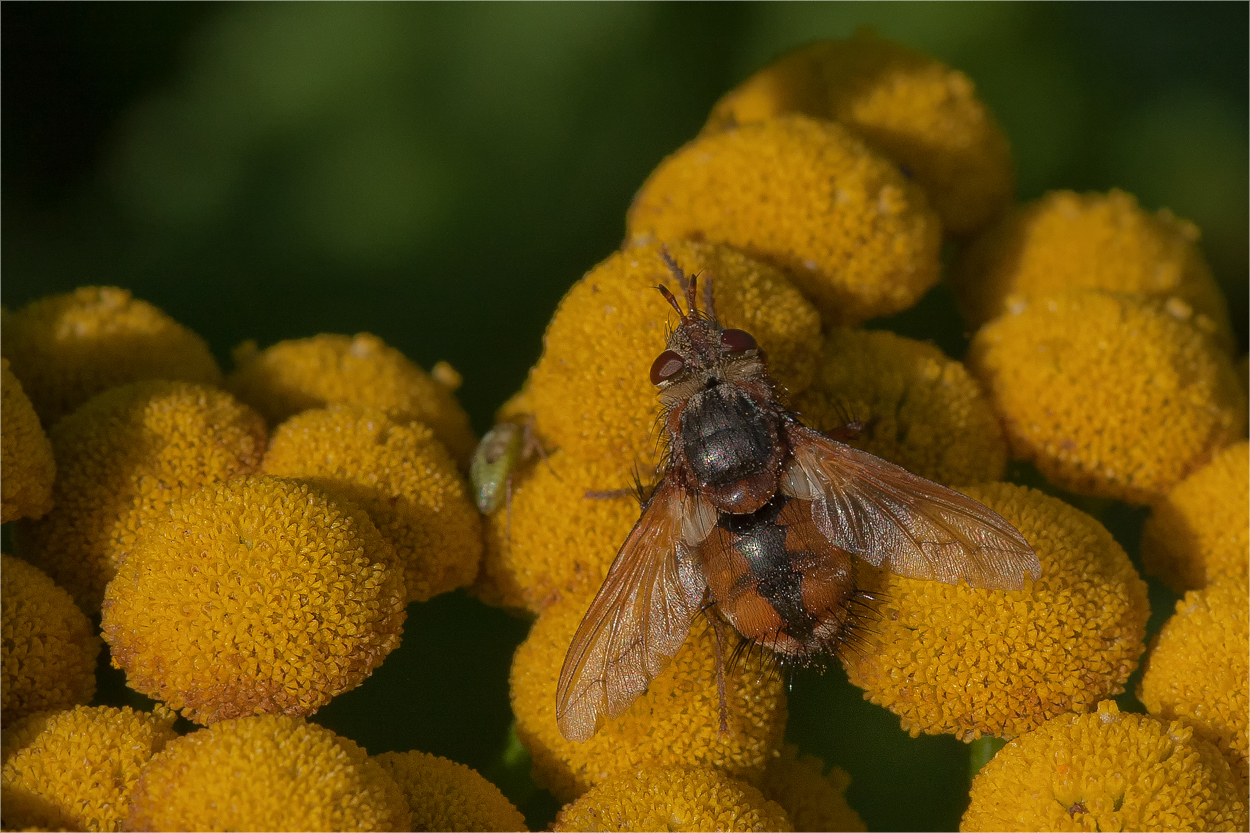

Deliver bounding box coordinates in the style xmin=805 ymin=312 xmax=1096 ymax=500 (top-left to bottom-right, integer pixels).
xmin=780 ymin=423 xmax=1040 ymax=590
xmin=555 ymin=478 xmax=710 ymax=742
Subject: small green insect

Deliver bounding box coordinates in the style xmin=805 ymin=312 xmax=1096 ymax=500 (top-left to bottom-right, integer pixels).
xmin=470 ymin=420 xmax=543 ymax=514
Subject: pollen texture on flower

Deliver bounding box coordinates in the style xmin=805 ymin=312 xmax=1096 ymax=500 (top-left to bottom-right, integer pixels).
xmin=703 ymin=29 xmax=1013 ymax=236
xmin=509 ymin=589 xmax=787 ymax=803
xmin=792 ymin=327 xmax=1007 ymax=487
xmin=1 ymin=555 xmax=100 ymax=721
xmin=0 ymin=705 xmax=178 ymax=832
xmin=1141 ymin=440 xmax=1248 ymax=592
xmin=1138 ymin=581 xmax=1249 ymax=792
xmin=842 ymin=482 xmax=1149 ymax=741
xmin=262 ymin=405 xmax=481 ymax=604
xmin=526 ymin=240 xmax=821 ymax=474
xmin=14 ymin=380 xmax=267 ymax=614
xmin=0 ymin=286 xmax=222 ymax=426
xmin=626 ymin=115 xmax=942 ymax=328
xmin=373 ymin=750 xmax=528 ymax=832
xmin=961 ymin=701 xmax=1248 ymax=832
xmin=760 ymin=744 xmax=865 ymax=832
xmin=101 ymin=475 xmax=407 ymax=725
xmin=124 ymin=714 xmax=410 ymax=832
xmin=1 ymin=359 xmax=55 ymax=523
xmin=967 ymin=291 xmax=1246 ymax=504
xmin=552 ymin=766 xmax=793 ymax=832
xmin=227 ymin=332 xmax=477 ymax=466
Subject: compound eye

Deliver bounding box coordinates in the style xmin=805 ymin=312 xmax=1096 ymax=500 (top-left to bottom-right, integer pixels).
xmin=719 ymin=328 xmax=758 ymax=354
xmin=649 ymin=350 xmax=686 ymax=385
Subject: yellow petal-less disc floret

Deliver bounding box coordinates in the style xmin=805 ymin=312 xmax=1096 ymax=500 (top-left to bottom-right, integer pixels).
xmin=124 ymin=714 xmax=409 ymax=832
xmin=627 ymin=116 xmax=942 ymax=328
xmin=954 ymin=190 xmax=1235 ymax=348
xmin=1141 ymin=441 xmax=1248 ymax=592
xmin=1 ymin=555 xmax=99 ymax=721
xmin=1138 ymin=582 xmax=1249 ymax=790
xmin=227 ymin=333 xmax=476 ymax=467
xmin=262 ymin=406 xmax=481 ymax=604
xmin=0 ymin=705 xmax=178 ymax=832
xmin=0 ymin=287 xmax=222 ymax=427
xmin=510 ymin=589 xmax=787 ymax=803
xmin=14 ymin=380 xmax=267 ymax=614
xmin=552 ymin=766 xmax=792 ymax=832
xmin=703 ymin=30 xmax=1013 ymax=236
xmin=967 ymin=291 xmax=1246 ymax=504
xmin=1 ymin=360 xmax=55 ymax=523
xmin=373 ymin=750 xmax=527 ymax=832
xmin=101 ymin=476 xmax=407 ymax=725
xmin=842 ymin=483 xmax=1149 ymax=741
xmin=961 ymin=701 xmax=1248 ymax=832
xmin=760 ymin=745 xmax=865 ymax=832
xmin=792 ymin=328 xmax=1007 ymax=487
xmin=526 ymin=241 xmax=821 ymax=475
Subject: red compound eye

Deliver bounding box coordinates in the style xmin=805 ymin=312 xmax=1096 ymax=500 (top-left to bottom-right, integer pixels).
xmin=719 ymin=328 xmax=758 ymax=354
xmin=649 ymin=350 xmax=685 ymax=385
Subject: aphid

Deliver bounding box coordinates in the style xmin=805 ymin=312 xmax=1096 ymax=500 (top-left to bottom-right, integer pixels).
xmin=555 ymin=252 xmax=1041 ymax=743
xmin=469 ymin=420 xmax=541 ymax=514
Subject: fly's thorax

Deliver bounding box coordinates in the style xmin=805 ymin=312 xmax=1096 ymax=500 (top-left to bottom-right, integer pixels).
xmin=676 ymin=381 xmax=783 ymax=513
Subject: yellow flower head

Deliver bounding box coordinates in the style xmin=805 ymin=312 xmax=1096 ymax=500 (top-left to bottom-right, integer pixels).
xmin=842 ymin=482 xmax=1149 ymax=741
xmin=626 ymin=115 xmax=941 ymax=328
xmin=0 ymin=286 xmax=222 ymax=426
xmin=14 ymin=380 xmax=267 ymax=614
xmin=262 ymin=406 xmax=482 ymax=604
xmin=954 ymin=189 xmax=1235 ymax=349
xmin=227 ymin=333 xmax=476 ymax=467
xmin=792 ymin=328 xmax=1007 ymax=487
xmin=961 ymin=701 xmax=1248 ymax=832
xmin=1 ymin=555 xmax=99 ymax=721
xmin=552 ymin=766 xmax=792 ymax=832
xmin=760 ymin=745 xmax=865 ymax=832
xmin=1141 ymin=441 xmax=1248 ymax=592
xmin=526 ymin=241 xmax=821 ymax=473
xmin=0 ymin=705 xmax=178 ymax=832
xmin=967 ymin=291 xmax=1247 ymax=504
xmin=703 ymin=30 xmax=1013 ymax=236
xmin=101 ymin=475 xmax=407 ymax=725
xmin=124 ymin=714 xmax=409 ymax=832
xmin=373 ymin=750 xmax=527 ymax=832
xmin=1138 ymin=581 xmax=1249 ymax=790
xmin=509 ymin=589 xmax=787 ymax=803
xmin=1 ymin=359 xmax=55 ymax=523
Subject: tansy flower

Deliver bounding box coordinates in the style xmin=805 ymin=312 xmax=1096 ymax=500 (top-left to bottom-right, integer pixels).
xmin=792 ymin=327 xmax=1007 ymax=487
xmin=509 ymin=589 xmax=787 ymax=803
xmin=1 ymin=359 xmax=55 ymax=523
xmin=373 ymin=750 xmax=527 ymax=832
xmin=1 ymin=555 xmax=99 ymax=721
xmin=961 ymin=701 xmax=1248 ymax=832
xmin=101 ymin=475 xmax=406 ymax=725
xmin=954 ymin=189 xmax=1235 ymax=349
xmin=842 ymin=482 xmax=1149 ymax=741
xmin=14 ymin=380 xmax=267 ymax=614
xmin=702 ymin=30 xmax=1013 ymax=236
xmin=760 ymin=745 xmax=865 ymax=832
xmin=124 ymin=714 xmax=409 ymax=832
xmin=262 ymin=406 xmax=481 ymax=604
xmin=967 ymin=291 xmax=1246 ymax=504
xmin=1141 ymin=440 xmax=1248 ymax=591
xmin=227 ymin=332 xmax=477 ymax=467
xmin=626 ymin=115 xmax=942 ymax=328
xmin=0 ymin=286 xmax=222 ymax=426
xmin=0 ymin=705 xmax=178 ymax=832
xmin=1138 ymin=581 xmax=1249 ymax=790
xmin=526 ymin=241 xmax=821 ymax=474
xmin=552 ymin=766 xmax=792 ymax=832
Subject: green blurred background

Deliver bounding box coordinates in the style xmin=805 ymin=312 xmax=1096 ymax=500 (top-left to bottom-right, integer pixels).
xmin=3 ymin=4 xmax=1246 ymax=831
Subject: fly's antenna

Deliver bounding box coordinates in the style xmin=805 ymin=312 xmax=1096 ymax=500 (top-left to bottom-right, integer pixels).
xmin=658 ymin=245 xmax=701 ymax=320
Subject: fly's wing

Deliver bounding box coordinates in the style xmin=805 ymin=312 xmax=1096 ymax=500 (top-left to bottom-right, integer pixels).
xmin=781 ymin=423 xmax=1040 ymax=590
xmin=555 ymin=478 xmax=710 ymax=742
